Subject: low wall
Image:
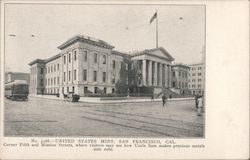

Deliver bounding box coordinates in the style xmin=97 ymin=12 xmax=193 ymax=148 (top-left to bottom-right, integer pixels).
xmin=29 ymin=94 xmax=194 ymax=103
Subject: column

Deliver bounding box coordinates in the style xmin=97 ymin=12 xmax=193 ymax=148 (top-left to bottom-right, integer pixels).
xmin=148 ymin=61 xmax=152 ymax=86
xmin=154 ymin=62 xmax=157 ymax=86
xmin=159 ymin=63 xmax=162 ymax=86
xmin=142 ymin=59 xmax=147 ymax=86
xmin=168 ymin=65 xmax=172 ymax=87
xmin=165 ymin=64 xmax=168 ymax=87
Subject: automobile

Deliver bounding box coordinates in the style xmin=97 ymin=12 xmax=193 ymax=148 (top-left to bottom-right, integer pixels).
xmin=64 ymin=92 xmax=80 ymax=102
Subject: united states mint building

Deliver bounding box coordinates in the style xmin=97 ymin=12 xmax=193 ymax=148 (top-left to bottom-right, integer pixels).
xmin=29 ymin=35 xmax=190 ymax=97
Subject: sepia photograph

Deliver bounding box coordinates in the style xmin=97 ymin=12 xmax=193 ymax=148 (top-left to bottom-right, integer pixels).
xmin=1 ymin=0 xmax=250 ymax=159
xmin=3 ymin=3 xmax=206 ymax=138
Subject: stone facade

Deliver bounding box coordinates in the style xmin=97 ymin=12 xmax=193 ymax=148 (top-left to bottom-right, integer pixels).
xmin=171 ymin=64 xmax=189 ymax=95
xmin=188 ymin=63 xmax=205 ymax=95
xmin=29 ymin=35 xmax=187 ymax=97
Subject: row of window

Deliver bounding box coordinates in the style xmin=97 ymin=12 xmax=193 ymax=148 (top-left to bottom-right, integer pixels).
xmin=172 ymin=71 xmax=188 ymax=78
xmin=189 ymin=73 xmax=202 ymax=76
xmin=190 ymin=66 xmax=202 ymax=71
xmin=45 ymin=77 xmax=60 ymax=86
xmin=189 ymin=84 xmax=202 ymax=88
xmin=45 ymin=88 xmax=59 ymax=94
xmin=63 ymin=70 xmax=107 ymax=83
xmin=190 ymin=90 xmax=203 ymax=95
xmin=63 ymin=50 xmax=108 ymax=65
xmin=61 ymin=86 xmax=115 ymax=94
xmin=189 ymin=78 xmax=202 ymax=82
xmin=46 ymin=64 xmax=60 ymax=74
xmin=172 ymin=81 xmax=188 ymax=89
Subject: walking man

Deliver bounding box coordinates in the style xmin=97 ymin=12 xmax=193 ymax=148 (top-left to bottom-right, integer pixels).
xmin=197 ymin=96 xmax=203 ymax=116
xmin=162 ymin=94 xmax=167 ymax=107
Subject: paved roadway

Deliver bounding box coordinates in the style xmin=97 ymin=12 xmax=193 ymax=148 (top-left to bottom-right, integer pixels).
xmin=4 ymin=97 xmax=204 ymax=137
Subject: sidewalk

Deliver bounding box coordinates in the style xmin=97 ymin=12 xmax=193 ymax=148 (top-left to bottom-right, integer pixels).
xmin=29 ymin=94 xmax=194 ymax=103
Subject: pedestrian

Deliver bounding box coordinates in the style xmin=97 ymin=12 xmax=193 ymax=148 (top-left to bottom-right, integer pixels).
xmin=151 ymin=94 xmax=154 ymax=101
xmin=162 ymin=94 xmax=166 ymax=107
xmin=197 ymin=96 xmax=203 ymax=116
xmin=195 ymin=95 xmax=199 ymax=110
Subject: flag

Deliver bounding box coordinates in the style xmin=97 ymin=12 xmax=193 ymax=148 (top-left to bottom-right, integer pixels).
xmin=149 ymin=12 xmax=157 ymax=24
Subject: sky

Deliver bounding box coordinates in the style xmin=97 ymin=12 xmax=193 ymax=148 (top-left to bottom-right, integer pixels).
xmin=4 ymin=4 xmax=205 ymax=73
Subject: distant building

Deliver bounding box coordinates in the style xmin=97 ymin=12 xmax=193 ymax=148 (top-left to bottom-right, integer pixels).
xmin=28 ymin=35 xmax=178 ymax=97
xmin=188 ymin=63 xmax=205 ymax=95
xmin=4 ymin=72 xmax=30 ymax=84
xmin=171 ymin=64 xmax=189 ymax=95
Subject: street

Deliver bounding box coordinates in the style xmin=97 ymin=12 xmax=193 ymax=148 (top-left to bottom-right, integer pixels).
xmin=4 ymin=97 xmax=204 ymax=137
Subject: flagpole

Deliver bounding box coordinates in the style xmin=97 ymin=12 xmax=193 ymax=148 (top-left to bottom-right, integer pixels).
xmin=156 ymin=10 xmax=158 ymax=48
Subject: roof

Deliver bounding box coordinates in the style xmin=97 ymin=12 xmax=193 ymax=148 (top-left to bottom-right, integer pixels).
xmin=111 ymin=50 xmax=130 ymax=58
xmin=58 ymin=35 xmax=114 ymax=50
xmin=45 ymin=53 xmax=61 ymax=63
xmin=28 ymin=59 xmax=45 ymax=66
xmin=187 ymin=63 xmax=204 ymax=66
xmin=130 ymin=47 xmax=175 ymax=61
xmin=172 ymin=63 xmax=190 ymax=69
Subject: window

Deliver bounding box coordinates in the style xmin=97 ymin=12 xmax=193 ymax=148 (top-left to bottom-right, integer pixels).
xmin=179 ymin=82 xmax=181 ymax=88
xmin=94 ymin=53 xmax=98 ymax=63
xmin=125 ymin=63 xmax=128 ymax=70
xmin=94 ymin=87 xmax=98 ymax=94
xmin=126 ymin=77 xmax=129 ymax=85
xmin=51 ymin=66 xmax=53 ymax=72
xmin=40 ymin=79 xmax=43 ymax=86
xmin=103 ymin=87 xmax=107 ymax=94
xmin=83 ymin=51 xmax=87 ymax=61
xmin=112 ymin=60 xmax=115 ymax=69
xmin=63 ymin=72 xmax=66 ymax=82
xmin=68 ymin=53 xmax=71 ymax=63
xmin=74 ymin=51 xmax=77 ymax=61
xmin=93 ymin=71 xmax=97 ymax=81
xmin=112 ymin=88 xmax=115 ymax=93
xmin=41 ymin=68 xmax=44 ymax=74
xmin=54 ymin=77 xmax=56 ymax=85
xmin=138 ymin=61 xmax=142 ymax=70
xmin=67 ymin=87 xmax=69 ymax=93
xmin=111 ymin=75 xmax=115 ymax=84
xmin=57 ymin=77 xmax=59 ymax=84
xmin=131 ymin=63 xmax=134 ymax=70
xmin=69 ymin=71 xmax=71 ymax=81
xmin=51 ymin=78 xmax=53 ymax=86
xmin=172 ymin=71 xmax=175 ymax=77
xmin=48 ymin=67 xmax=50 ymax=73
xmin=172 ymin=81 xmax=176 ymax=87
xmin=198 ymin=73 xmax=202 ymax=76
xmin=64 ymin=56 xmax=66 ymax=64
xmin=54 ymin=65 xmax=56 ymax=72
xmin=84 ymin=86 xmax=88 ymax=93
xmin=103 ymin=55 xmax=106 ymax=64
xmin=83 ymin=69 xmax=87 ymax=81
xmin=72 ymin=86 xmax=75 ymax=93
xmin=102 ymin=72 xmax=106 ymax=82
xmin=48 ymin=78 xmax=50 ymax=85
xmin=74 ymin=69 xmax=76 ymax=80
xmin=179 ymin=71 xmax=181 ymax=77
xmin=57 ymin=64 xmax=59 ymax=71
